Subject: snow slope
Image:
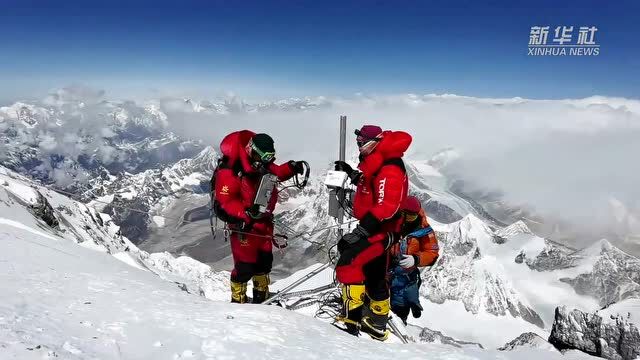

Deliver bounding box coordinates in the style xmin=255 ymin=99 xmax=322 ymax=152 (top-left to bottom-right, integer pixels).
xmin=0 ymin=168 xmax=594 ymax=359
xmin=0 ymin=165 xmax=230 ymax=302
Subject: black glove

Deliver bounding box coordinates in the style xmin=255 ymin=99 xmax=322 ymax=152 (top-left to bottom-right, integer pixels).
xmin=334 ymin=160 xmax=354 ymax=174
xmin=289 ymin=160 xmax=305 ymax=175
xmin=334 ymin=161 xmax=362 ymax=184
xmin=245 ymin=204 xmax=265 ymax=220
xmin=341 ymin=225 xmax=370 ymax=245
xmin=410 ymin=303 xmax=423 ymax=319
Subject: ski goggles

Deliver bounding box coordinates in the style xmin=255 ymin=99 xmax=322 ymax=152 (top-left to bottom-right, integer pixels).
xmin=401 ymin=210 xmax=419 ymax=222
xmin=249 ymin=140 xmax=275 ymax=163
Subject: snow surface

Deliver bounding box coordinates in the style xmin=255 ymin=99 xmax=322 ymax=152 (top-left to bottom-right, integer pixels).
xmin=599 ymin=298 xmax=640 ymax=324
xmin=0 ymin=164 xmax=597 ymax=359
xmin=1 ymin=206 xmax=591 ymax=359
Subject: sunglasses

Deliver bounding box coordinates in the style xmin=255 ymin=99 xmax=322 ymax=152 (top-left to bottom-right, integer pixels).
xmin=401 ymin=211 xmax=419 ymax=222
xmin=249 ymin=141 xmax=275 ymax=163
xmin=354 ymin=129 xmax=380 ymax=148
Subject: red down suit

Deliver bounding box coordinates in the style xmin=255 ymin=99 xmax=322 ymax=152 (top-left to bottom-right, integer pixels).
xmin=214 ymin=130 xmax=296 ymax=283
xmin=336 ymin=130 xmax=412 ymax=299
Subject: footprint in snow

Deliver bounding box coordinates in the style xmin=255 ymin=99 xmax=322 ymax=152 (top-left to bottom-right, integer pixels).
xmin=173 ymin=350 xmax=195 ymax=359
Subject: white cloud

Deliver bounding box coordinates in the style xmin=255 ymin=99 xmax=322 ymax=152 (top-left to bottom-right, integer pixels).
xmin=38 ymin=132 xmax=58 ymax=151
xmin=158 ymin=93 xmax=640 ymax=247
xmin=3 ymin=86 xmax=640 ymax=248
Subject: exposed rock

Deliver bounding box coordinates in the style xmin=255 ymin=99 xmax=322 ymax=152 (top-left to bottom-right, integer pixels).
xmin=419 ymin=327 xmax=484 ymax=349
xmin=30 ymin=191 xmax=59 ymax=228
xmin=526 ymin=240 xmax=581 ymax=271
xmin=499 ymin=332 xmax=557 ymax=352
xmin=515 ymin=250 xmax=526 ymax=264
xmin=175 ymin=282 xmax=190 ymax=293
xmin=492 ymin=234 xmax=507 ymax=244
xmin=560 ymin=240 xmax=640 ymax=307
xmin=549 ymin=306 xmax=640 ymax=360
xmin=423 ymin=198 xmax=463 ymax=224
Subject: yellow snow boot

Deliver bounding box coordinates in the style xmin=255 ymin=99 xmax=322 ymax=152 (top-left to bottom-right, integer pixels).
xmin=252 ymin=273 xmax=270 ymax=304
xmin=336 ymin=284 xmax=365 ymax=335
xmin=230 ymin=281 xmax=247 ymax=304
xmin=361 ymin=297 xmax=391 ymax=341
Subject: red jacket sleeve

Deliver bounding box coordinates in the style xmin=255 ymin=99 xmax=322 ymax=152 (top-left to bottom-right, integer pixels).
xmin=267 ymin=161 xmax=295 ymax=182
xmin=359 ymin=164 xmax=406 ymax=233
xmin=215 ymin=168 xmax=250 ymax=223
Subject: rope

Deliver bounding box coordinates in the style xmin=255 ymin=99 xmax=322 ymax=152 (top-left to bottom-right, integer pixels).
xmin=314 ymin=287 xmax=343 ymax=321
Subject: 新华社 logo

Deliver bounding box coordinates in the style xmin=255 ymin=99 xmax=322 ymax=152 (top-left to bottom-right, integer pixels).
xmin=528 ymin=26 xmax=599 ymax=56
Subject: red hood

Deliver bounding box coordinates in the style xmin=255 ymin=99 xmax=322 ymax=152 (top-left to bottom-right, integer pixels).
xmin=358 ymin=130 xmax=412 ymax=177
xmin=219 ymin=130 xmax=256 ymax=173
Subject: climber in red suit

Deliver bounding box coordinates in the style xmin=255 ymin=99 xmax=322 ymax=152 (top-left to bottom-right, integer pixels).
xmin=213 ymin=130 xmax=305 ymax=304
xmin=334 ymin=125 xmax=412 ymax=340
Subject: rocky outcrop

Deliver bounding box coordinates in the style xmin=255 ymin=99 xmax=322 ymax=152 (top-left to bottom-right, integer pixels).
xmin=560 ymin=240 xmax=640 ymax=307
xmin=525 ymin=240 xmax=581 ymax=271
xmin=549 ymin=306 xmax=640 ymax=360
xmin=422 ymin=198 xmax=463 ymax=224
xmin=419 ymin=327 xmax=484 ymax=349
xmin=30 ymin=192 xmax=59 ymax=228
xmin=499 ymin=332 xmax=557 ymax=352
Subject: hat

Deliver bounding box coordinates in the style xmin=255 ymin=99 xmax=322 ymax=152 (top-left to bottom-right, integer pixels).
xmin=401 ymin=196 xmax=422 ymax=213
xmin=356 ymin=125 xmax=383 ymax=140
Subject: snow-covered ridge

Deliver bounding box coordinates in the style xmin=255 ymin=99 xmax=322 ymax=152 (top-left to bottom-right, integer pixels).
xmin=559 ymin=239 xmax=640 ymax=308
xmin=495 ymin=220 xmax=532 ymax=238
xmin=0 ymin=95 xmax=204 ymax=192
xmin=0 ymin=165 xmax=230 ymax=302
xmin=424 ymin=215 xmax=545 ymax=328
xmin=82 ymin=146 xmax=217 ymax=241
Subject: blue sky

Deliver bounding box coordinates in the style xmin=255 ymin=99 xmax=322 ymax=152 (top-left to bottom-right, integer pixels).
xmin=0 ymin=0 xmax=638 ymax=101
